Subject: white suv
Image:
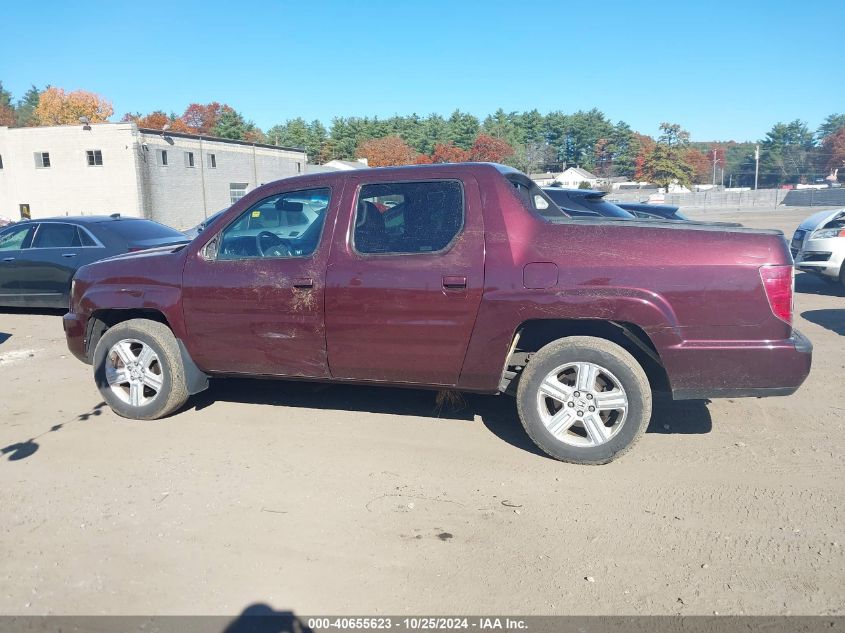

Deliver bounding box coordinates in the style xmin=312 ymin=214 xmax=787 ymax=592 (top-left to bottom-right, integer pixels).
xmin=792 ymin=209 xmax=845 ymax=287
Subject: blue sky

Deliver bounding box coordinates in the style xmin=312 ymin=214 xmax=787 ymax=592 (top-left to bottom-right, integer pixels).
xmin=2 ymin=0 xmax=841 ymax=141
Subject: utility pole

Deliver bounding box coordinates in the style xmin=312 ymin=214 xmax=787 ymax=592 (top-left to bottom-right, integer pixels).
xmin=754 ymin=145 xmax=760 ymax=190
xmin=199 ymin=136 xmax=208 ymax=220
xmin=712 ymin=149 xmax=717 ymax=186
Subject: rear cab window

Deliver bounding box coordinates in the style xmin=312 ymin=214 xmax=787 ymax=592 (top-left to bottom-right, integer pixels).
xmin=504 ymin=174 xmax=569 ymax=220
xmin=353 ymin=180 xmax=464 ymax=255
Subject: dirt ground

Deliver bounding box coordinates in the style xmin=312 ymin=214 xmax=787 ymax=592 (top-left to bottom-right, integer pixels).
xmin=0 ymin=207 xmax=842 ymax=617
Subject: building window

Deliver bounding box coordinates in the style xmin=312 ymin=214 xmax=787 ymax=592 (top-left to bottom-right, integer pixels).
xmin=229 ymin=183 xmax=248 ymax=204
xmin=0 ymin=154 xmax=3 ymax=169
xmin=86 ymin=150 xmax=103 ymax=166
xmin=157 ymin=149 xmax=168 ymax=166
xmin=185 ymin=151 xmax=195 ymax=168
xmin=296 ymin=162 xmax=301 ymax=174
xmin=35 ymin=152 xmax=51 ymax=168
xmin=208 ymin=153 xmax=216 ymax=168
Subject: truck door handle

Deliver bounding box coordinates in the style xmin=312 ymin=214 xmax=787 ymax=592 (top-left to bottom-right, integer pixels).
xmin=292 ymin=278 xmax=314 ymax=289
xmin=442 ymin=275 xmax=467 ymax=289
xmin=62 ymin=253 xmax=78 ymax=258
xmin=1 ymin=257 xmax=14 ymax=262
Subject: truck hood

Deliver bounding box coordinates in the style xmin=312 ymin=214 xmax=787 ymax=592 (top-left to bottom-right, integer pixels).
xmin=99 ymin=243 xmax=189 ymax=263
xmin=74 ymin=242 xmax=188 ymax=296
xmin=798 ymin=208 xmax=845 ymax=231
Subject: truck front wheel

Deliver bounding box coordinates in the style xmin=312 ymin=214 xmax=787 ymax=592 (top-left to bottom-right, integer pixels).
xmin=516 ymin=336 xmax=652 ymax=464
xmin=92 ymin=319 xmax=189 ymax=420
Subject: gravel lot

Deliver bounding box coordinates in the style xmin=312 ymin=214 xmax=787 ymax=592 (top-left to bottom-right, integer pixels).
xmin=0 ymin=207 xmax=842 ymax=617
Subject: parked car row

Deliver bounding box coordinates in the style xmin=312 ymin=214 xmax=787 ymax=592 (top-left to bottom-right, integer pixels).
xmin=541 ymin=187 xmax=689 ymax=221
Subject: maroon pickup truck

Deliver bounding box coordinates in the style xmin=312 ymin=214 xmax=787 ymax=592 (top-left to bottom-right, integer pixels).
xmin=63 ymin=163 xmax=811 ymax=463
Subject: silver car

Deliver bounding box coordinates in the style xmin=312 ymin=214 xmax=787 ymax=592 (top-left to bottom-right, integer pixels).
xmin=791 ymin=208 xmax=845 ymax=286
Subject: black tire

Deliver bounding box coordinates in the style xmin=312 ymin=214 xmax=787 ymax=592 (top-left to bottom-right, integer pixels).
xmin=516 ymin=336 xmax=652 ymax=464
xmin=92 ymin=318 xmax=189 ymax=420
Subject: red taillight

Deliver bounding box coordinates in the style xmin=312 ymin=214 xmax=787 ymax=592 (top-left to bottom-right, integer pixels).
xmin=759 ymin=264 xmax=793 ymax=325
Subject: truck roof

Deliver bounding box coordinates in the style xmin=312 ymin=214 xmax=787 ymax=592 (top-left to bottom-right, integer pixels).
xmin=285 ymin=162 xmax=517 ymax=186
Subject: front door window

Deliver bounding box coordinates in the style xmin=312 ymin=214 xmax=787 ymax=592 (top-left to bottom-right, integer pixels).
xmin=217 ymin=188 xmax=331 ymax=259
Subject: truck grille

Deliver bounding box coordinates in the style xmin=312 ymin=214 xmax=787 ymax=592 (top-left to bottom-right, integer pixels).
xmin=790 ymin=229 xmax=806 ymax=256
xmin=800 ymin=251 xmax=831 ymax=262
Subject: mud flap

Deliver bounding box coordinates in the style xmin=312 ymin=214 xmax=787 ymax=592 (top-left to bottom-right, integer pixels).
xmin=177 ymin=339 xmax=210 ymax=395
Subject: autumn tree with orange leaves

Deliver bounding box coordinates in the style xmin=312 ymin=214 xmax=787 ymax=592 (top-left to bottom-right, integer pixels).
xmin=633 ymin=133 xmax=656 ymax=180
xmin=33 ymin=87 xmax=113 ymax=125
xmin=0 ymin=104 xmax=14 ymax=127
xmin=122 ymin=102 xmax=227 ymax=135
xmin=123 ymin=110 xmax=191 ymax=132
xmin=468 ymin=134 xmax=515 ymax=162
xmin=431 ymin=141 xmax=469 ymax=163
xmin=685 ymin=147 xmax=711 ymax=183
xmin=356 ymin=135 xmax=417 ymax=166
xmin=181 ymin=102 xmax=223 ymax=134
xmin=822 ymin=127 xmax=845 ymax=174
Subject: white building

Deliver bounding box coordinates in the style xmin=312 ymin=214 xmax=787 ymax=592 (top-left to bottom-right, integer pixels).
xmin=554 ymin=167 xmax=599 ymax=188
xmin=530 ymin=167 xmax=601 ymax=189
xmin=528 ymin=172 xmax=560 ymax=187
xmin=0 ymin=122 xmax=307 ymax=229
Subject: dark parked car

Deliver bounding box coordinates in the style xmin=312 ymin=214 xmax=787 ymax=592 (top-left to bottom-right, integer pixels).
xmin=0 ymin=216 xmax=188 ymax=308
xmin=65 ymin=164 xmax=811 ymax=464
xmin=542 ymin=187 xmax=635 ymax=219
xmin=615 ymin=202 xmax=689 ymax=221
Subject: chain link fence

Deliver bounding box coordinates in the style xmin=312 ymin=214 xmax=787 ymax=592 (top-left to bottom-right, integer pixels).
xmin=607 ymin=188 xmax=845 ymax=209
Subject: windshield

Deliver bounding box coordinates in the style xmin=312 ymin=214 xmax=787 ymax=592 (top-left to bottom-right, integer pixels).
xmin=543 ymin=188 xmax=634 ymax=219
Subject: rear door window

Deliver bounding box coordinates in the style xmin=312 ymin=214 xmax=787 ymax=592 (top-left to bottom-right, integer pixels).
xmin=32 ymin=223 xmax=81 ymax=248
xmin=353 ymin=180 xmax=464 ymax=254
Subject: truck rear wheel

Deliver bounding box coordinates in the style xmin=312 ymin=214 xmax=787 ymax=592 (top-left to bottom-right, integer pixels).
xmin=516 ymin=336 xmax=652 ymax=464
xmin=92 ymin=319 xmax=189 ymax=420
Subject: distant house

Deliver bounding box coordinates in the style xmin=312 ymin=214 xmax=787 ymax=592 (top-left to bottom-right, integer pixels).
xmin=599 ymin=176 xmax=628 ymax=187
xmin=306 ymin=158 xmax=369 ymax=175
xmin=531 ymin=167 xmax=600 ymax=188
xmin=529 ymin=172 xmax=560 ymax=186
xmin=325 ymin=159 xmax=369 ymax=170
xmin=554 ymin=167 xmax=599 ymax=188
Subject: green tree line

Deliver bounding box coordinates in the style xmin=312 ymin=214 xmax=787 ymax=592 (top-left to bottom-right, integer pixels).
xmin=2 ymin=81 xmax=843 ymax=186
